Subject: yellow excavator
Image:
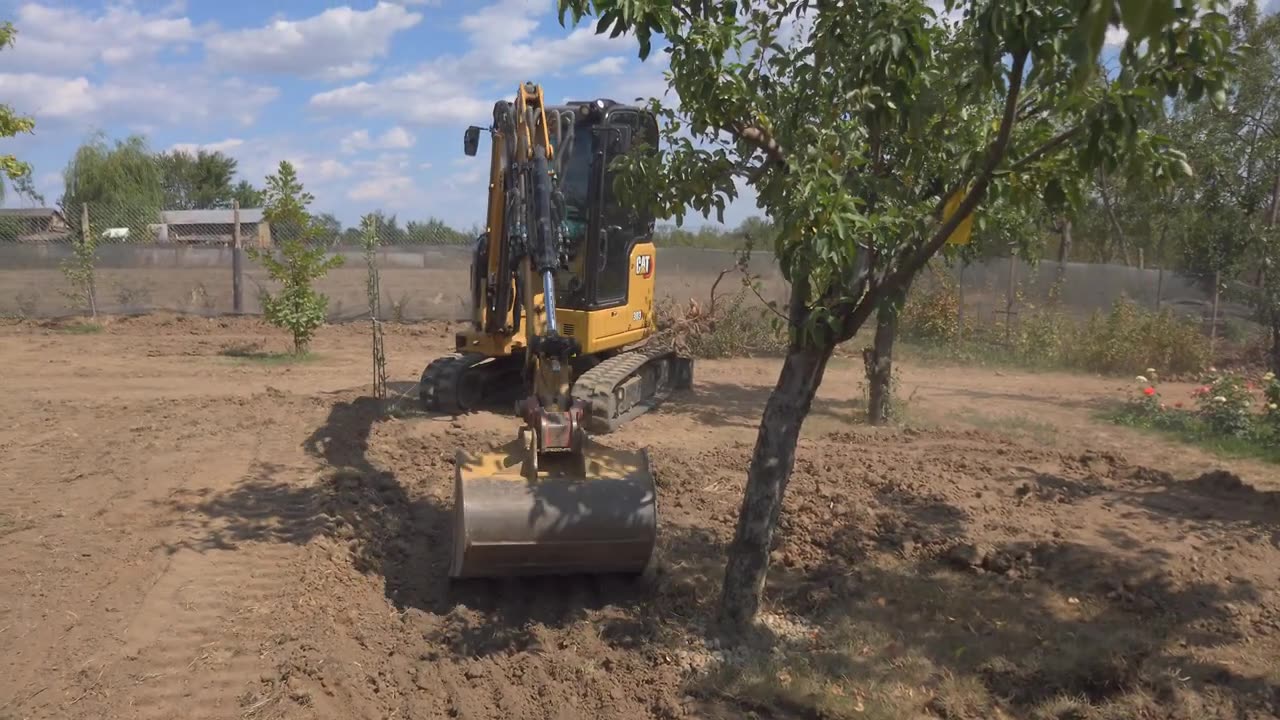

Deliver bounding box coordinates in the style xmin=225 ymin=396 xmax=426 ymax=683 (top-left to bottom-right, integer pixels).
xmin=420 ymin=83 xmax=693 ymax=579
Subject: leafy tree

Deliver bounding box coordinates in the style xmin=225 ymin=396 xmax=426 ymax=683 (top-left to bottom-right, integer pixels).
xmin=558 ymin=0 xmax=1235 ymax=629
xmin=60 ymin=213 xmax=98 ymax=319
xmin=0 ymin=22 xmax=35 ymax=203
xmin=231 ymin=180 xmax=266 ymax=209
xmin=361 ymin=210 xmax=407 ymax=245
xmin=61 ymin=133 xmax=164 ymax=237
xmin=406 ymin=218 xmax=470 ymax=245
xmin=313 ymin=212 xmax=343 ymax=246
xmin=157 ymin=149 xmax=238 ymax=209
xmin=248 ymin=161 xmax=344 ymax=354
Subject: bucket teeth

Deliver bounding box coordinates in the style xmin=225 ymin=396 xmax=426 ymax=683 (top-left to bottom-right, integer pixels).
xmin=449 ymin=436 xmax=658 ymax=579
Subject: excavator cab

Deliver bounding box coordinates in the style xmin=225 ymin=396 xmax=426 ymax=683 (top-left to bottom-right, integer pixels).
xmin=428 ymin=85 xmax=689 ymax=580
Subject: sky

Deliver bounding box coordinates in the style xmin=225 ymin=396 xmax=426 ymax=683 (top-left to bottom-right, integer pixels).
xmin=1 ymin=0 xmax=1277 ymax=230
xmin=0 ymin=0 xmax=683 ymax=229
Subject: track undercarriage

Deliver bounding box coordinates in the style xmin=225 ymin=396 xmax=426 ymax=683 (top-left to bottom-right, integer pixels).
xmin=419 ymin=345 xmax=693 ymax=434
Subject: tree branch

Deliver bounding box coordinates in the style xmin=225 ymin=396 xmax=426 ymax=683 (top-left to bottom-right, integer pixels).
xmin=727 ymin=122 xmax=789 ymax=172
xmin=836 ymin=48 xmax=1031 ymax=343
xmin=1008 ymin=124 xmax=1082 ymax=172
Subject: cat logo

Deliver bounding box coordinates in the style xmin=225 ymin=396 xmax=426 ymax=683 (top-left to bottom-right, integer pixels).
xmin=634 ymin=254 xmax=653 ymax=278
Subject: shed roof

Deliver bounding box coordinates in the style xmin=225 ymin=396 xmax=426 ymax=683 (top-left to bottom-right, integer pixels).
xmin=160 ymin=208 xmax=265 ymax=225
xmin=0 ymin=207 xmax=63 ymax=218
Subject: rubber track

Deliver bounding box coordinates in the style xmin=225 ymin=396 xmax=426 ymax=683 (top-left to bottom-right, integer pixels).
xmin=419 ymin=351 xmax=487 ymax=414
xmin=571 ymin=345 xmax=678 ymax=434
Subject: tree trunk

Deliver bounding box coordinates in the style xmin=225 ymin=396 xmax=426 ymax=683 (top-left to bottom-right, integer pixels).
xmin=1056 ymin=217 xmax=1072 ymax=265
xmin=718 ymin=341 xmax=834 ymax=630
xmin=1271 ymin=320 xmax=1280 ymax=377
xmin=866 ymin=285 xmax=908 ymax=425
xmin=1097 ymin=169 xmax=1130 ymax=266
xmin=1268 ymin=172 xmax=1280 ymax=375
xmin=1055 ymin=217 xmax=1072 ymax=297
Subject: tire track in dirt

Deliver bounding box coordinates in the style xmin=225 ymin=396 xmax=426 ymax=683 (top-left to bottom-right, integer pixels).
xmin=99 ymin=454 xmax=330 ymax=720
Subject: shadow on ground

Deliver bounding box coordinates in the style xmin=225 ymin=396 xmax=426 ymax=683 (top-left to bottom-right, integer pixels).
xmin=160 ymin=391 xmax=1280 ymax=719
xmin=653 ymin=379 xmax=861 ymax=430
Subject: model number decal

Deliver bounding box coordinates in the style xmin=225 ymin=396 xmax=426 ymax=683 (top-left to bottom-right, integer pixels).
xmin=634 ymin=254 xmax=652 ymax=277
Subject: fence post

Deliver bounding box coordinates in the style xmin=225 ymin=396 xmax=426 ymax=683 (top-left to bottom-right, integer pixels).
xmin=1156 ymin=266 xmax=1164 ymax=309
xmin=232 ymin=200 xmax=244 ymax=314
xmin=1210 ymin=269 xmax=1220 ymax=351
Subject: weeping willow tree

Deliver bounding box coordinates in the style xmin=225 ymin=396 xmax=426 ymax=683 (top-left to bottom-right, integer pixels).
xmin=61 ymin=133 xmax=165 ymax=239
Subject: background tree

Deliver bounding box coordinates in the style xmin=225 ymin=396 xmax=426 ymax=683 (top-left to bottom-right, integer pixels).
xmin=156 ymin=149 xmax=238 ymax=210
xmin=406 ymin=217 xmax=470 ymax=245
xmin=248 ymin=161 xmax=344 ymax=355
xmin=558 ymin=0 xmax=1235 ymax=630
xmin=231 ymin=180 xmax=266 ymax=209
xmin=0 ymin=21 xmax=36 ymax=203
xmin=313 ymin=212 xmax=343 ymax=246
xmin=61 ymin=133 xmax=164 ymax=238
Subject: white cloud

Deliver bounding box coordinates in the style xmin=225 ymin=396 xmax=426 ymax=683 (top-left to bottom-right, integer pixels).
xmin=340 ymin=126 xmax=416 ymax=154
xmin=309 ymin=0 xmax=628 ymax=125
xmin=4 ymin=3 xmax=200 ymax=73
xmin=582 ymin=56 xmax=626 ymax=76
xmin=206 ymin=2 xmax=423 ymax=80
xmin=168 ymin=138 xmax=247 ymax=155
xmin=349 ymin=174 xmax=415 ymax=202
xmin=311 ymin=71 xmax=498 ymax=126
xmin=345 ymin=152 xmax=418 ymax=204
xmin=0 ymin=72 xmax=279 ymax=127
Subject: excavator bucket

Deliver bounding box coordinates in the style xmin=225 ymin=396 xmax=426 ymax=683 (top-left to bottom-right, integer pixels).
xmin=449 ymin=433 xmax=658 ymax=579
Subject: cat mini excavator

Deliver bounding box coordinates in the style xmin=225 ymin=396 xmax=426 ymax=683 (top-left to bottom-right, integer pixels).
xmin=419 ymin=83 xmax=693 ymax=580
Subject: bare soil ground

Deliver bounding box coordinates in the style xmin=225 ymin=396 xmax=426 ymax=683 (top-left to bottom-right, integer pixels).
xmin=1 ymin=314 xmax=1277 ymax=720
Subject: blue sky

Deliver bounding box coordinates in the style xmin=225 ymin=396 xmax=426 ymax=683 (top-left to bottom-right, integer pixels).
xmin=0 ymin=0 xmax=686 ymax=229
xmin=2 ymin=1 xmax=1276 ymax=230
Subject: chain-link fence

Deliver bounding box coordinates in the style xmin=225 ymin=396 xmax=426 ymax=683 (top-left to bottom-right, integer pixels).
xmin=0 ymin=200 xmax=1259 ymax=339
xmin=0 ymin=202 xmax=786 ymax=321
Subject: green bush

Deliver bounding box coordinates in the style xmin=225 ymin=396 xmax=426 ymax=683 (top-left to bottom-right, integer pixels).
xmin=1111 ymin=368 xmax=1279 ymax=463
xmin=1264 ymin=372 xmax=1280 ymax=434
xmin=1065 ymin=297 xmax=1210 ymax=376
xmin=900 ymin=274 xmax=963 ymax=343
xmin=1013 ymin=303 xmax=1074 ymax=367
xmin=1194 ymin=372 xmax=1256 ymax=438
xmin=248 ymin=160 xmax=344 ymax=355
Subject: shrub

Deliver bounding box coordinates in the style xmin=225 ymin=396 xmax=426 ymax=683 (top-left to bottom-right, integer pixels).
xmin=1067 ymin=297 xmax=1209 ymax=376
xmin=1112 ymin=369 xmax=1173 ymax=427
xmin=900 ymin=273 xmax=962 ymax=343
xmin=1191 ymin=371 xmax=1255 ymax=438
xmin=1014 ymin=303 xmax=1074 ymax=367
xmin=1263 ymin=372 xmax=1280 ymax=434
xmin=248 ymin=161 xmax=344 ymax=354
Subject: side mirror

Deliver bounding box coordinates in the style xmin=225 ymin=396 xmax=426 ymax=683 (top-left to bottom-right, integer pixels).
xmin=463 ymin=126 xmax=481 ymax=157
